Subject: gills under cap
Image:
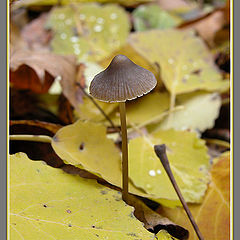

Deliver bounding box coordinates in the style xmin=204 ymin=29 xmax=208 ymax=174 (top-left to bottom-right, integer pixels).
xmin=89 ymin=55 xmax=157 ymax=102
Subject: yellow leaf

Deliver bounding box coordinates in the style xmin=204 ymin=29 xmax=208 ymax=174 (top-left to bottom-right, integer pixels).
xmin=52 ymin=120 xmax=122 ymax=186
xmin=156 ymin=230 xmax=179 ymax=239
xmin=129 ymin=129 xmax=210 ymax=203
xmin=154 ymin=91 xmax=222 ymax=132
xmin=159 ymin=152 xmax=230 ymax=240
xmin=51 ymin=120 xmax=153 ymax=200
xmin=46 ymin=3 xmax=130 ymax=62
xmin=10 ymin=152 xmax=155 ymax=240
xmin=109 ymin=92 xmax=170 ymax=126
xmin=128 ymin=29 xmax=229 ymax=95
xmin=76 ymin=96 xmax=118 ymax=122
xmin=52 ymin=121 xmax=210 ymax=206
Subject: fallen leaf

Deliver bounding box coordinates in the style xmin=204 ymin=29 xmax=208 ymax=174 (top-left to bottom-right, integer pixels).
xmin=158 ymin=152 xmax=230 ymax=240
xmin=51 ymin=120 xmax=122 ymax=186
xmin=51 ymin=120 xmax=156 ymax=201
xmin=10 ymin=152 xmax=156 ymax=240
xmin=57 ymin=94 xmax=74 ymax=124
xmin=10 ymin=89 xmax=62 ymax=123
xmin=10 ymin=49 xmax=76 ymax=94
xmin=156 ymin=230 xmax=179 ymax=239
xmin=178 ymin=9 xmax=226 ymax=46
xmin=10 ymin=120 xmax=64 ymax=167
xmin=51 ymin=121 xmax=210 ymax=205
xmin=157 ymin=0 xmax=195 ymax=10
xmin=133 ymin=4 xmax=182 ymax=31
xmin=155 ymin=91 xmax=222 ymax=132
xmin=128 ymin=195 xmax=189 ymax=239
xmin=109 ymin=92 xmax=170 ymax=126
xmin=46 ymin=3 xmax=130 ymax=62
xmin=10 ymin=23 xmax=28 ymax=51
xmin=129 ymin=29 xmax=229 ymax=97
xmin=10 ymin=119 xmax=62 ymax=134
xmin=76 ymin=95 xmax=119 ymax=122
xmin=128 ymin=129 xmax=210 ymax=203
xmin=21 ymin=13 xmax=52 ymax=49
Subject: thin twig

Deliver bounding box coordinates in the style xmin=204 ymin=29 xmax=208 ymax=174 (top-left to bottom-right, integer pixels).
xmin=10 ymin=135 xmax=52 ymax=143
xmin=76 ymin=83 xmax=116 ymax=129
xmin=154 ymin=144 xmax=204 ymax=240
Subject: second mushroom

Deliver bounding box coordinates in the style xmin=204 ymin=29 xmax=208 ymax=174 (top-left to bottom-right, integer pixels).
xmin=90 ymin=55 xmax=157 ymax=202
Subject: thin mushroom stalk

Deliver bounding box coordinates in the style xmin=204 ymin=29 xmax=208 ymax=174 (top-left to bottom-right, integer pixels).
xmin=89 ymin=54 xmax=157 ymax=203
xmin=119 ymin=102 xmax=129 ymax=202
xmin=154 ymin=144 xmax=204 ymax=240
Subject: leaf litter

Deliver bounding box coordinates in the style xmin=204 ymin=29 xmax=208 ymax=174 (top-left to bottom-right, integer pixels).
xmin=9 ymin=1 xmax=231 ymax=239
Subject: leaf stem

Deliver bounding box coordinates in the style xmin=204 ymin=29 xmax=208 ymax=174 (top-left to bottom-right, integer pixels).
xmin=10 ymin=135 xmax=52 ymax=143
xmin=154 ymin=144 xmax=204 ymax=240
xmin=119 ymin=102 xmax=129 ymax=203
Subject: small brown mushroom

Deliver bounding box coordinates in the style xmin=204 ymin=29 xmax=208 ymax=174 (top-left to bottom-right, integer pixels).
xmin=90 ymin=54 xmax=157 ymax=202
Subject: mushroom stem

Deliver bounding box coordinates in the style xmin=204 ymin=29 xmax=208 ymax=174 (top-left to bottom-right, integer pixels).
xmin=119 ymin=102 xmax=129 ymax=203
xmin=154 ymin=144 xmax=204 ymax=240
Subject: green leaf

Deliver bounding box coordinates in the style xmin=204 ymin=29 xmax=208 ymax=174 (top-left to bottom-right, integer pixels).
xmin=129 ymin=29 xmax=229 ymax=95
xmin=152 ymin=91 xmax=222 ymax=132
xmin=46 ymin=3 xmax=130 ymax=62
xmin=133 ymin=4 xmax=182 ymax=31
xmin=10 ymin=152 xmax=155 ymax=240
xmin=128 ymin=129 xmax=210 ymax=203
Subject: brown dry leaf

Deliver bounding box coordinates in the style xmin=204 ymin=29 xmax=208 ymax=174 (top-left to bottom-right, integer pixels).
xmin=10 ymin=120 xmax=64 ymax=167
xmin=57 ymin=94 xmax=74 ymax=125
xmin=157 ymin=0 xmax=194 ymax=10
xmin=60 ymin=63 xmax=86 ymax=111
xmin=10 ymin=49 xmax=76 ymax=94
xmin=158 ymin=152 xmax=230 ymax=240
xmin=128 ymin=196 xmax=189 ymax=240
xmin=178 ymin=8 xmax=226 ymax=46
xmin=10 ymin=120 xmax=62 ymax=134
xmin=21 ymin=13 xmax=52 ymax=49
xmin=10 ymin=23 xmax=28 ymax=51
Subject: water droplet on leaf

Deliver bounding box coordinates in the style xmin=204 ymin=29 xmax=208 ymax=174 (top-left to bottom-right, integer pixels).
xmin=149 ymin=170 xmax=156 ymax=176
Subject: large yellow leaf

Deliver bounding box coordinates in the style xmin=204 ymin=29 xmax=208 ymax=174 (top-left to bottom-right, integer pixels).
xmin=128 ymin=29 xmax=229 ymax=96
xmin=154 ymin=91 xmax=222 ymax=132
xmin=159 ymin=152 xmax=230 ymax=240
xmin=10 ymin=152 xmax=156 ymax=240
xmin=51 ymin=120 xmax=160 ymax=203
xmin=109 ymin=92 xmax=170 ymax=126
xmin=52 ymin=121 xmax=210 ymax=205
xmin=51 ymin=120 xmax=122 ymax=186
xmin=46 ymin=3 xmax=130 ymax=62
xmin=76 ymin=96 xmax=118 ymax=122
xmin=129 ymin=129 xmax=210 ymax=203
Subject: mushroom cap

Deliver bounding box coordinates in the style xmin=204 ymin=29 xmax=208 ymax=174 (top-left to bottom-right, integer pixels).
xmin=89 ymin=55 xmax=157 ymax=102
